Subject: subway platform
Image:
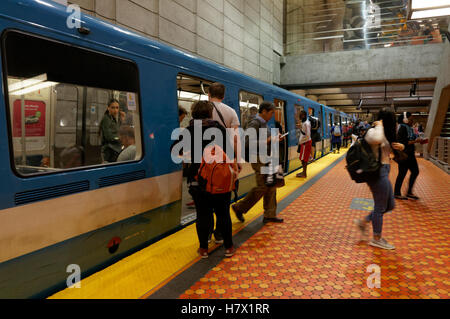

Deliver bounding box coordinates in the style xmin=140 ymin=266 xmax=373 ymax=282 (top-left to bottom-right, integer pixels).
xmin=49 ymin=151 xmax=450 ymax=300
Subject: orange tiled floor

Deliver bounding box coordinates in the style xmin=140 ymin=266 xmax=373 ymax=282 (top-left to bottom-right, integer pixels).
xmin=180 ymin=158 xmax=450 ymax=299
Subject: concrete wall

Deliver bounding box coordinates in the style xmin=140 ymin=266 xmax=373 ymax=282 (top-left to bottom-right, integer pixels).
xmin=281 ymin=44 xmax=445 ymax=86
xmin=64 ymin=0 xmax=284 ymax=84
xmin=425 ymin=39 xmax=450 ymax=156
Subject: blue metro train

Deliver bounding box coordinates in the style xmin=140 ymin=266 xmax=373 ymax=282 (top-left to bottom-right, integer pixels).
xmin=0 ymin=0 xmax=350 ymax=298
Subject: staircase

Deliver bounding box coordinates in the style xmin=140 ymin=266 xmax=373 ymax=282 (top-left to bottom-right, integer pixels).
xmin=429 ymin=104 xmax=450 ymax=174
xmin=441 ymin=108 xmax=450 ymax=138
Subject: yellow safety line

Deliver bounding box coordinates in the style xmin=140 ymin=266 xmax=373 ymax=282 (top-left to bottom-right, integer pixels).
xmin=49 ymin=150 xmax=347 ymax=299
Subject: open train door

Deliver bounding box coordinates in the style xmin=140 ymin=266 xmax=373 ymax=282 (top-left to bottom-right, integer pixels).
xmin=274 ymin=98 xmax=288 ymax=174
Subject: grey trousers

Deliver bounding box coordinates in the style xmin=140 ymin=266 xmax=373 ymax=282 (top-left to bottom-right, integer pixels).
xmin=234 ymin=163 xmax=277 ymax=218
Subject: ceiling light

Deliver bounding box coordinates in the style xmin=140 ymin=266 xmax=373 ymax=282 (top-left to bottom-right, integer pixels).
xmin=312 ymin=35 xmax=344 ymax=40
xmin=8 ymin=74 xmax=48 ymax=93
xmin=393 ymin=96 xmax=432 ymax=101
xmin=411 ymin=0 xmax=450 ymax=10
xmin=408 ymin=0 xmax=450 ymax=19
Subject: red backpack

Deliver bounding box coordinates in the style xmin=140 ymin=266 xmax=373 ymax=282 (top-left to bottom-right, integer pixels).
xmin=197 ymin=145 xmax=237 ymax=194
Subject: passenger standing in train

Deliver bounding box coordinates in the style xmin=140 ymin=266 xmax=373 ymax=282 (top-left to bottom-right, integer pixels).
xmin=207 ymin=82 xmax=242 ymax=242
xmin=232 ymin=102 xmax=284 ymax=224
xmin=100 ymin=99 xmax=125 ymax=163
xmin=244 ymin=106 xmax=258 ymax=129
xmin=331 ymin=123 xmax=342 ymax=153
xmin=394 ymin=112 xmax=421 ymax=200
xmin=117 ymin=126 xmax=136 ymax=162
xmin=179 ymin=106 xmax=188 ymax=124
xmin=354 ymin=110 xmax=406 ymax=250
xmin=171 ymin=101 xmax=235 ymax=258
xmin=342 ymin=124 xmax=350 ymax=148
xmin=296 ymin=110 xmax=311 ymax=178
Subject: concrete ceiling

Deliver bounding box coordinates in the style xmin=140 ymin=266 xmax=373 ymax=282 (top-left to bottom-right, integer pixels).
xmin=290 ymin=79 xmax=436 ymax=115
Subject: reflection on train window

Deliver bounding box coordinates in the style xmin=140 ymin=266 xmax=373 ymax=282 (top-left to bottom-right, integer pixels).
xmin=177 ymin=74 xmax=212 ymax=128
xmin=2 ymin=31 xmax=142 ymax=176
xmin=273 ymin=99 xmax=286 ymax=134
xmin=294 ymin=104 xmax=304 ymax=140
xmin=239 ymin=91 xmax=263 ymax=129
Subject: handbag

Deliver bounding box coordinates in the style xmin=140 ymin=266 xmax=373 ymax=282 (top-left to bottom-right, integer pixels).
xmin=393 ymin=150 xmax=408 ymax=163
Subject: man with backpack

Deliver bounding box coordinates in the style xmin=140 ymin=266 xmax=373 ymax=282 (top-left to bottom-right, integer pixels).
xmin=331 ymin=123 xmax=342 ymax=153
xmin=232 ymin=102 xmax=284 ymax=224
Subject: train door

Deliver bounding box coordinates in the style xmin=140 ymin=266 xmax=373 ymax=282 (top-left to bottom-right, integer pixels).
xmin=309 ymin=107 xmax=322 ymax=160
xmin=274 ymin=98 xmax=288 ymax=173
xmin=238 ymin=90 xmax=263 ymax=196
xmin=317 ymin=106 xmax=324 ymax=158
xmin=324 ymin=111 xmax=333 ymax=154
xmin=176 ymin=74 xmax=212 ymax=223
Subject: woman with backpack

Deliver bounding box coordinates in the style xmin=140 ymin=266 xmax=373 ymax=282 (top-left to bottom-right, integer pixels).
xmin=171 ymin=101 xmax=237 ymax=259
xmin=331 ymin=123 xmax=342 ymax=153
xmin=353 ymin=110 xmax=406 ymax=250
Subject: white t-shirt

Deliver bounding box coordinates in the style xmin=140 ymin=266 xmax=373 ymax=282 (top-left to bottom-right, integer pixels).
xmin=299 ymin=120 xmax=311 ymax=145
xmin=117 ymin=145 xmax=136 ymax=162
xmin=212 ymin=101 xmax=241 ymax=162
xmin=212 ymin=101 xmax=240 ymax=128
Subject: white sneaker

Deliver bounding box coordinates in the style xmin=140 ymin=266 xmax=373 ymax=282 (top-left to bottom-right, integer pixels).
xmin=369 ymin=238 xmax=395 ymax=250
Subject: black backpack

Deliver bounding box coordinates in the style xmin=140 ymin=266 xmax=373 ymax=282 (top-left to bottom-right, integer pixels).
xmin=310 ymin=117 xmax=320 ymax=130
xmin=345 ymin=137 xmax=381 ymax=183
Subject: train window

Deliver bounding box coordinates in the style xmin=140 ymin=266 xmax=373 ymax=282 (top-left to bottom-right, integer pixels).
xmin=309 ymin=108 xmax=314 ymax=116
xmin=177 ymin=74 xmax=212 ymax=128
xmin=2 ymin=31 xmax=142 ymax=176
xmin=239 ymin=91 xmax=263 ymax=129
xmin=274 ymin=99 xmax=286 ymax=133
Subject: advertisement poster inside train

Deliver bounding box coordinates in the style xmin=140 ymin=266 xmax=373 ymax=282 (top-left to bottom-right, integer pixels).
xmin=12 ymin=100 xmax=46 ymax=137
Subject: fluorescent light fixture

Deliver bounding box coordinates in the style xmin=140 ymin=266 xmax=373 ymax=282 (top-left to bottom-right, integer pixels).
xmin=10 ymin=81 xmax=57 ymax=96
xmin=411 ymin=0 xmax=450 ymax=10
xmin=411 ymin=7 xmax=450 ymax=18
xmin=239 ymin=102 xmax=259 ymax=108
xmin=313 ymin=35 xmax=344 ymax=40
xmin=178 ymin=91 xmax=209 ymax=101
xmin=393 ymin=96 xmax=432 ymax=101
xmin=8 ymin=74 xmax=48 ymax=93
xmin=408 ymin=0 xmax=450 ymax=19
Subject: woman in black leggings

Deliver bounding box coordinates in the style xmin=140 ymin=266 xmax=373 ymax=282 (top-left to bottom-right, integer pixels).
xmin=394 ymin=112 xmax=420 ymax=200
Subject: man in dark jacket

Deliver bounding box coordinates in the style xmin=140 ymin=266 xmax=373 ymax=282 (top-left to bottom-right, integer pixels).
xmin=394 ymin=112 xmax=420 ymax=200
xmin=232 ymin=101 xmax=284 ymax=224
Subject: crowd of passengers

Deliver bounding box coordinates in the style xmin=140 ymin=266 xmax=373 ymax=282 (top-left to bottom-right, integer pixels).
xmin=171 ymin=82 xmax=427 ymax=257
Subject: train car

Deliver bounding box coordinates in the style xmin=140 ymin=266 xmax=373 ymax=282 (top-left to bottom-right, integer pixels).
xmin=0 ymin=0 xmax=349 ymax=298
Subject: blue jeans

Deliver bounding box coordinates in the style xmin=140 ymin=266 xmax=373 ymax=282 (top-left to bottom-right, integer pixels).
xmin=366 ymin=164 xmax=395 ymax=236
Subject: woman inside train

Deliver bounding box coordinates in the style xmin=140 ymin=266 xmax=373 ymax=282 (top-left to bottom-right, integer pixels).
xmin=99 ymin=99 xmax=125 ymax=163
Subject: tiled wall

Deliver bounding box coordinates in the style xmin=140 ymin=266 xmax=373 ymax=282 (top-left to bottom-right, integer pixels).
xmin=67 ymin=0 xmax=284 ymax=84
